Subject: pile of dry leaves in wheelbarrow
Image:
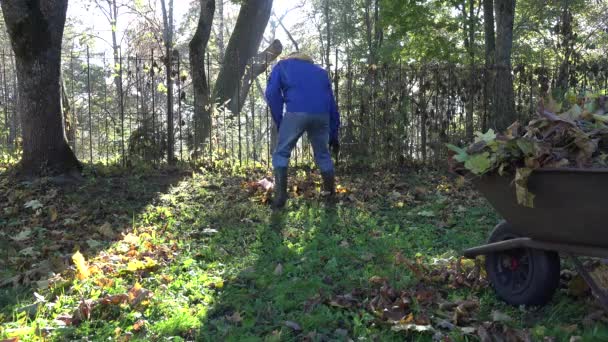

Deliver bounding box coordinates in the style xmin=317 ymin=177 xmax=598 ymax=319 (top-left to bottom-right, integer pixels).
xmin=448 ymin=92 xmax=608 ymax=207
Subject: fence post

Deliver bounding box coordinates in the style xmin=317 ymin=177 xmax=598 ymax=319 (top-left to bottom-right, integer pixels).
xmin=177 ymin=54 xmax=183 ymax=162
xmin=103 ymin=53 xmax=109 ymax=164
xmin=237 ymin=53 xmax=242 ymax=166
xmin=86 ymin=46 xmax=93 ymax=164
xmin=266 ymin=53 xmax=271 ymax=168
xmin=69 ymin=53 xmax=77 ymax=158
xmin=119 ymin=47 xmax=125 ymax=166
xmin=151 ymin=49 xmax=156 ymax=165
xmin=1 ymin=50 xmax=8 ymax=149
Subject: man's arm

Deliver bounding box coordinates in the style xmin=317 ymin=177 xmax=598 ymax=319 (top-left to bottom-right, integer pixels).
xmin=265 ymin=64 xmax=284 ymax=128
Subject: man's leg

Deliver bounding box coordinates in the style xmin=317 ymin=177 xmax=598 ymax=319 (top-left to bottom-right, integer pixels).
xmin=307 ymin=114 xmax=335 ymax=197
xmin=272 ymin=113 xmax=306 ymax=208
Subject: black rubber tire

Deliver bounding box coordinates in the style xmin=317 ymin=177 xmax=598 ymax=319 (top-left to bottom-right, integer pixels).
xmin=485 ymin=221 xmax=561 ymax=306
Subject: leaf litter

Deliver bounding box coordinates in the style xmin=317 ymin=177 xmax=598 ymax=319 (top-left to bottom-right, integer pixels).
xmin=0 ymin=166 xmax=604 ymax=340
xmin=449 ymin=93 xmax=608 ymax=207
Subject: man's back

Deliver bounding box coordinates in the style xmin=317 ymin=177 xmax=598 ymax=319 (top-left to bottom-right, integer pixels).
xmin=274 ymin=58 xmax=334 ymax=114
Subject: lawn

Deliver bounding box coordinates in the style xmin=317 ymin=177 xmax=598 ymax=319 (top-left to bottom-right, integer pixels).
xmin=0 ymin=164 xmax=607 ymax=341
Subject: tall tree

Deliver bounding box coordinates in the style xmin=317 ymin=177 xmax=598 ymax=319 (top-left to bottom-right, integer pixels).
xmin=228 ymin=39 xmax=282 ymax=115
xmin=160 ymin=0 xmax=175 ymax=164
xmin=483 ymin=0 xmax=495 ymax=131
xmin=212 ymin=0 xmax=273 ymax=109
xmin=492 ymin=0 xmax=517 ymax=131
xmin=189 ymin=0 xmax=216 ymax=151
xmin=1 ymin=0 xmax=81 ymax=175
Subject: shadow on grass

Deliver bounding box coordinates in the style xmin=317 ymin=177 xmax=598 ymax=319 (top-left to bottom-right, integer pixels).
xmin=0 ymin=166 xmax=190 ymax=328
xmin=195 ymin=197 xmax=439 ymax=342
xmin=193 ymin=172 xmax=608 ymax=342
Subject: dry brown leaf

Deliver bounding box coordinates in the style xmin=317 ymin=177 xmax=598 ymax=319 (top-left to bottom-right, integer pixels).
xmin=132 ymin=319 xmax=146 ymax=332
xmin=226 ymin=311 xmax=243 ymax=323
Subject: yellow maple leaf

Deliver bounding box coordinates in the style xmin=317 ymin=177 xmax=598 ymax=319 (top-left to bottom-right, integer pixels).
xmin=72 ymin=251 xmax=90 ymax=280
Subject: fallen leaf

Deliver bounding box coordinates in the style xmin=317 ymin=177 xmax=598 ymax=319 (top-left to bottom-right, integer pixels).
xmin=257 ymin=178 xmax=274 ymax=191
xmin=391 ymin=323 xmax=435 ymax=333
xmin=1 ymin=337 xmax=20 ymax=342
xmin=334 ymin=328 xmax=348 ymax=337
xmin=418 ymin=210 xmax=435 ymax=217
xmin=72 ymin=251 xmax=90 ymax=280
xmin=436 ymin=320 xmax=455 ymax=331
xmin=11 ymin=229 xmax=32 ymax=242
xmin=284 ymin=320 xmax=302 ymax=331
xmin=328 ymin=294 xmax=358 ymax=308
xmin=49 ymin=206 xmax=58 ymax=222
xmin=369 ymin=275 xmax=387 ymax=285
xmin=568 ymin=275 xmax=589 ymax=297
xmin=560 ymin=324 xmax=578 ymax=334
xmin=24 ymin=199 xmax=43 ymax=210
xmin=98 ymin=222 xmax=114 ymax=238
xmin=202 ymin=228 xmax=218 ymax=235
xmin=274 ymin=263 xmax=283 ymax=276
xmin=491 ymin=309 xmax=513 ymax=323
xmin=132 ymin=319 xmax=146 ymax=332
xmin=461 ymin=327 xmax=477 ymax=334
xmin=87 ymin=239 xmax=103 ymax=249
xmin=100 ymin=294 xmax=129 ymax=305
xmin=226 ymin=311 xmax=242 ymax=323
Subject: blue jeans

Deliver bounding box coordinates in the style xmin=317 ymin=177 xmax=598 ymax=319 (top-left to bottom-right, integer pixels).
xmin=272 ymin=112 xmax=334 ymax=174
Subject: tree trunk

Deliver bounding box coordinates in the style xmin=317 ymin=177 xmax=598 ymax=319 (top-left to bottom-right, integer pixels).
xmin=324 ymin=0 xmax=331 ymax=70
xmin=556 ymin=5 xmax=574 ymax=94
xmin=217 ymin=0 xmax=225 ymax=62
xmin=61 ymin=77 xmax=77 ymax=149
xmin=364 ymin=0 xmax=374 ymax=65
xmin=228 ymin=39 xmax=282 ymax=115
xmin=463 ymin=0 xmax=475 ymax=141
xmin=212 ymin=0 xmax=273 ymax=109
xmin=373 ymin=0 xmax=382 ymax=54
xmin=492 ymin=0 xmax=517 ymax=132
xmin=189 ymin=0 xmax=215 ymax=151
xmin=161 ymin=0 xmax=175 ymax=164
xmin=1 ymin=0 xmax=80 ymax=175
xmin=483 ymin=0 xmax=495 ymax=132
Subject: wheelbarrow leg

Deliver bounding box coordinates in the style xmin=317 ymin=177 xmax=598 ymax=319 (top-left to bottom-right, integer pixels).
xmin=569 ymin=254 xmax=608 ymax=310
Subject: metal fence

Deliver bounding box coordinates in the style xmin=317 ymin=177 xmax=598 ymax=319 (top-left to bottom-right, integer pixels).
xmin=1 ymin=49 xmax=607 ymax=169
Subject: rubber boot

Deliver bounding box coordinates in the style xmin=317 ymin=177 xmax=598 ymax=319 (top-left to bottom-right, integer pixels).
xmin=321 ymin=171 xmax=336 ymax=201
xmin=272 ymin=167 xmax=288 ymax=209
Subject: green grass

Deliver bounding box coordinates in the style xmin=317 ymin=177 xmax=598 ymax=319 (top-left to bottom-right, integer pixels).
xmin=0 ymin=167 xmax=607 ymax=341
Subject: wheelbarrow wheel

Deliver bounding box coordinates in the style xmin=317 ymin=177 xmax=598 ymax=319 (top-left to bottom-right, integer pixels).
xmin=486 ymin=221 xmax=560 ymax=306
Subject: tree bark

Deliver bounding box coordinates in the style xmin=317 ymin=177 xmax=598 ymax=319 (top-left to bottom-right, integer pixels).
xmin=483 ymin=0 xmax=495 ymax=132
xmin=189 ymin=0 xmax=215 ymax=151
xmin=228 ymin=39 xmax=282 ymax=115
xmin=324 ymin=0 xmax=331 ymax=70
xmin=492 ymin=0 xmax=517 ymax=132
xmin=212 ymin=0 xmax=273 ymax=109
xmin=556 ymin=5 xmax=574 ymax=94
xmin=1 ymin=0 xmax=81 ymax=175
xmin=61 ymin=77 xmax=76 ymax=149
xmin=217 ymin=0 xmax=225 ymax=62
xmin=364 ymin=0 xmax=374 ymax=65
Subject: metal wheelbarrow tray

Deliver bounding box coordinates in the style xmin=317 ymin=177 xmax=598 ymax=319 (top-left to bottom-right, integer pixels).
xmin=463 ymin=168 xmax=608 ymax=308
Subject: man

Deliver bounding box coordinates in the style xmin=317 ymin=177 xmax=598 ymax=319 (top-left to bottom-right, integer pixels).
xmin=265 ymin=52 xmax=340 ymax=209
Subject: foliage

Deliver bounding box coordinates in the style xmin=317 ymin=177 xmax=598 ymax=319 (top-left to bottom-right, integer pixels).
xmin=449 ymin=91 xmax=608 ymax=207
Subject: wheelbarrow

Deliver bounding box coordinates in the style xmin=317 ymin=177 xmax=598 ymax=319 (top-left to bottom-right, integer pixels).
xmin=463 ymin=168 xmax=608 ymax=308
